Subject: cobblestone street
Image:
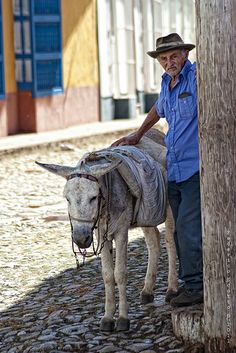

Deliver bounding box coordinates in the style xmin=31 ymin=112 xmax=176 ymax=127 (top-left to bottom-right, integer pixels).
xmin=0 ymin=133 xmax=184 ymax=353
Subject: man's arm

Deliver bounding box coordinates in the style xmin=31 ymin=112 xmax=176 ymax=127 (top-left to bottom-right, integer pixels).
xmin=111 ymin=105 xmax=160 ymax=147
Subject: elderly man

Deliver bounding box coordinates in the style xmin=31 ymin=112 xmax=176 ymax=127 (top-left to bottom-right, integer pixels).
xmin=112 ymin=33 xmax=203 ymax=307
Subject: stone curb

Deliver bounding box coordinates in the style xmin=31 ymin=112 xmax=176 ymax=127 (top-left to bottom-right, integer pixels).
xmin=0 ymin=118 xmax=142 ymax=156
xmin=0 ymin=117 xmax=167 ymax=156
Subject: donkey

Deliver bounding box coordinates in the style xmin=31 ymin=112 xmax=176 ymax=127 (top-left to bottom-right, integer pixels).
xmin=36 ymin=129 xmax=177 ymax=332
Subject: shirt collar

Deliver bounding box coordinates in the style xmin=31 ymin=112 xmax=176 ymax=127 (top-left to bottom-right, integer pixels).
xmin=179 ymin=59 xmax=192 ymax=78
xmin=162 ymin=59 xmax=192 ymax=82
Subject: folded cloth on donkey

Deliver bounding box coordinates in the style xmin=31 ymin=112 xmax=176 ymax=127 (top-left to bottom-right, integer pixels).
xmin=112 ymin=146 xmax=166 ymax=227
xmin=85 ymin=146 xmax=167 ymax=227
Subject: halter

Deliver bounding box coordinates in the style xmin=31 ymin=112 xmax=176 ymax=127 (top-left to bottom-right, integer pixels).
xmin=67 ymin=173 xmax=98 ymax=183
xmin=67 ymin=173 xmax=110 ymax=268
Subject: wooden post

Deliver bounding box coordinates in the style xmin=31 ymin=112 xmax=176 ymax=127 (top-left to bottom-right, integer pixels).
xmin=195 ymin=1 xmax=236 ymax=351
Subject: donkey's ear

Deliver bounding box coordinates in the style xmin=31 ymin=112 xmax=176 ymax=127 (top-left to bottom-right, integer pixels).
xmin=35 ymin=161 xmax=76 ymax=179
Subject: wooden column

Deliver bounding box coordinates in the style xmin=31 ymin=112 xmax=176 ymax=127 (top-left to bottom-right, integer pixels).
xmin=195 ymin=1 xmax=236 ymax=351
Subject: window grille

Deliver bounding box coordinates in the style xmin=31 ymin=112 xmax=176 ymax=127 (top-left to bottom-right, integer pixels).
xmin=13 ymin=0 xmax=63 ymax=97
xmin=152 ymin=0 xmax=163 ymax=91
xmin=0 ymin=0 xmax=5 ymax=99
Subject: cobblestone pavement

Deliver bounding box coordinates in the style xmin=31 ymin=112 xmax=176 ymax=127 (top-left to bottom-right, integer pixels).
xmin=0 ymin=133 xmax=185 ymax=353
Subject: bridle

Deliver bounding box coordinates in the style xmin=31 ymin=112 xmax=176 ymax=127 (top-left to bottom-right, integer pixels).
xmin=67 ymin=173 xmax=110 ymax=268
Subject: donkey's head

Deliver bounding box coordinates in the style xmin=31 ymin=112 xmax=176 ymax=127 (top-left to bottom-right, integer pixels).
xmin=36 ymin=155 xmax=121 ymax=249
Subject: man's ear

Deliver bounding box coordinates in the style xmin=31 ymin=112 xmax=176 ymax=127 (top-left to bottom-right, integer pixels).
xmin=184 ymin=49 xmax=189 ymax=59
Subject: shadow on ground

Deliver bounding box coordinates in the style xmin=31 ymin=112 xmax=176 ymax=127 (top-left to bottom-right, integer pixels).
xmin=0 ymin=235 xmax=185 ymax=353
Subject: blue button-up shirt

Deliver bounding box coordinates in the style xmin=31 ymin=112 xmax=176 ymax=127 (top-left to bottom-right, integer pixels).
xmin=155 ymin=59 xmax=199 ymax=183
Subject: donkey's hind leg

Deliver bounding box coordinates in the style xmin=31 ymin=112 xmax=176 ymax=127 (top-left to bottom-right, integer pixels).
xmin=141 ymin=227 xmax=160 ymax=304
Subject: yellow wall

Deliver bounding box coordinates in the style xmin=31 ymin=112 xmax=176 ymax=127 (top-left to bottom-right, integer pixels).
xmin=61 ymin=0 xmax=99 ymax=89
xmin=2 ymin=0 xmax=16 ymax=93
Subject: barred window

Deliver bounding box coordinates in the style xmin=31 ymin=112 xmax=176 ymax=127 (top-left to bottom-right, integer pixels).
xmin=0 ymin=0 xmax=5 ymax=99
xmin=13 ymin=0 xmax=63 ymax=97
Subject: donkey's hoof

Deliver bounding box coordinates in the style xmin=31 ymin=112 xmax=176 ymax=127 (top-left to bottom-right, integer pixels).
xmin=116 ymin=317 xmax=130 ymax=331
xmin=100 ymin=317 xmax=115 ymax=332
xmin=141 ymin=292 xmax=154 ymax=304
xmin=165 ymin=289 xmax=178 ymax=303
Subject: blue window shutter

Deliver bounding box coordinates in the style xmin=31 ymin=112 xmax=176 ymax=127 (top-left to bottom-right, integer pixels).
xmin=14 ymin=0 xmax=33 ymax=92
xmin=0 ymin=0 xmax=5 ymax=99
xmin=30 ymin=0 xmax=63 ymax=97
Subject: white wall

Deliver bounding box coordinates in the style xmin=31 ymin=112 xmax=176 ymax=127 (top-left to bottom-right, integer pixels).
xmin=97 ymin=0 xmax=196 ymax=99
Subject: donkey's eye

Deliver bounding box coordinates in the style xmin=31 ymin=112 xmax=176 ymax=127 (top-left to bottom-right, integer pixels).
xmin=66 ymin=197 xmax=71 ymax=204
xmin=90 ymin=196 xmax=97 ymax=203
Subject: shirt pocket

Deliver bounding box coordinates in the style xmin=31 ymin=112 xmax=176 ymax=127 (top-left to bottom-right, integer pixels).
xmin=178 ymin=95 xmax=195 ymax=119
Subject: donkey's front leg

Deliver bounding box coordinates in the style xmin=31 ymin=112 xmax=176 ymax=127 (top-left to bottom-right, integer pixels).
xmin=141 ymin=227 xmax=160 ymax=304
xmin=165 ymin=204 xmax=178 ymax=298
xmin=100 ymin=240 xmax=116 ymax=332
xmin=114 ymin=229 xmax=130 ymax=331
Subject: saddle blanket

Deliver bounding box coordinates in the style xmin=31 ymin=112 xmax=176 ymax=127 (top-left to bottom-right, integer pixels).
xmin=111 ymin=146 xmax=167 ymax=227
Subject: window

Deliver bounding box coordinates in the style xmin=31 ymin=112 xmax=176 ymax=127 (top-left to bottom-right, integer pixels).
xmin=152 ymin=0 xmax=163 ymax=91
xmin=169 ymin=0 xmax=177 ymax=33
xmin=0 ymin=0 xmax=5 ymax=99
xmin=13 ymin=0 xmax=63 ymax=97
xmin=113 ymin=0 xmax=135 ymax=96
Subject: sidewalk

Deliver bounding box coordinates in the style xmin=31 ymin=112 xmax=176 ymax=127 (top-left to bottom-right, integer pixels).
xmin=0 ymin=116 xmax=166 ymax=155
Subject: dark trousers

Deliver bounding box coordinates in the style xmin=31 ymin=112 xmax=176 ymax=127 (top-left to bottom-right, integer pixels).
xmin=168 ymin=172 xmax=203 ymax=290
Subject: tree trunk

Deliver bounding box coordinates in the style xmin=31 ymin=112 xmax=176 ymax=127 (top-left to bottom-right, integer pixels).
xmin=172 ymin=306 xmax=204 ymax=344
xmin=195 ymin=1 xmax=236 ymax=352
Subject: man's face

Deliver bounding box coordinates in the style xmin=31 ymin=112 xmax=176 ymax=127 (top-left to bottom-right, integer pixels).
xmin=157 ymin=49 xmax=188 ymax=78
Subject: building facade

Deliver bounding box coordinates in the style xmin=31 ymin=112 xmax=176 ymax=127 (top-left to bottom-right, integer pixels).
xmin=0 ymin=0 xmax=99 ymax=137
xmin=0 ymin=0 xmax=195 ymax=137
xmin=97 ymin=0 xmax=196 ymax=120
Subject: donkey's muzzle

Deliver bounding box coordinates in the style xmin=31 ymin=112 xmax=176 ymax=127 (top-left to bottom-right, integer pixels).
xmin=72 ymin=225 xmax=93 ymax=248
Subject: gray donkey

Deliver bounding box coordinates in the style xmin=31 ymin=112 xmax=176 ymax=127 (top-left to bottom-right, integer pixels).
xmin=36 ymin=128 xmax=177 ymax=332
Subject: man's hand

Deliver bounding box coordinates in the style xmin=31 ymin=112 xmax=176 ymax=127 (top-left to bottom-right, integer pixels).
xmin=111 ymin=132 xmax=141 ymax=147
xmin=111 ymin=105 xmax=160 ymax=147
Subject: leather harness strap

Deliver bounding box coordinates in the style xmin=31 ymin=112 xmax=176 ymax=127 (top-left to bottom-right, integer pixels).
xmin=66 ymin=172 xmax=109 ymax=267
xmin=67 ymin=173 xmax=98 ymax=183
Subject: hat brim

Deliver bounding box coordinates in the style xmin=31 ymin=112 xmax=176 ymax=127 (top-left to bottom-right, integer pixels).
xmin=147 ymin=44 xmax=195 ymax=58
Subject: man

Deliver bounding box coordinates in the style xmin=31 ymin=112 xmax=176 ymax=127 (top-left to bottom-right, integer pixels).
xmin=112 ymin=33 xmax=203 ymax=307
